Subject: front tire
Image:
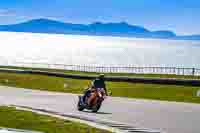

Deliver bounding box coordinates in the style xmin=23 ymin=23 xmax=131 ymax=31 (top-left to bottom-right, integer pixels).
xmin=77 ymin=97 xmax=85 ymax=111
xmin=92 ymin=99 xmax=102 ymax=112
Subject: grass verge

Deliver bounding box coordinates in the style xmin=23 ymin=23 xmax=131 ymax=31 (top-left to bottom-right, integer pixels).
xmin=0 ymin=106 xmax=110 ymax=133
xmin=0 ymin=72 xmax=200 ymax=103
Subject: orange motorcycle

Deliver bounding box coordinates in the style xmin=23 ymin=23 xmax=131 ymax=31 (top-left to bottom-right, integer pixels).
xmin=77 ymin=88 xmax=106 ymax=112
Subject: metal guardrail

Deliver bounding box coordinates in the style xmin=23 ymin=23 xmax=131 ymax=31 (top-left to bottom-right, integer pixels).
xmin=6 ymin=62 xmax=200 ymax=76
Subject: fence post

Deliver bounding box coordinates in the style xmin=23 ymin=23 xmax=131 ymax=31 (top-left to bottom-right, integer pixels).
xmin=192 ymin=68 xmax=195 ymax=76
xmin=173 ymin=67 xmax=176 ymax=74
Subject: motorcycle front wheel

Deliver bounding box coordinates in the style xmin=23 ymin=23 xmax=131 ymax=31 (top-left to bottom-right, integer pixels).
xmin=77 ymin=96 xmax=85 ymax=111
xmin=92 ymin=99 xmax=103 ymax=112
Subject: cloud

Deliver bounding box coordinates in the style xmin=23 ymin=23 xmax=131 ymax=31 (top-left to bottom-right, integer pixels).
xmin=0 ymin=9 xmax=16 ymax=17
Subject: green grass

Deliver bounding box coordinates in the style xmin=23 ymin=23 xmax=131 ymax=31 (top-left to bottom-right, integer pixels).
xmin=0 ymin=106 xmax=110 ymax=133
xmin=1 ymin=65 xmax=200 ymax=80
xmin=0 ymin=71 xmax=200 ymax=103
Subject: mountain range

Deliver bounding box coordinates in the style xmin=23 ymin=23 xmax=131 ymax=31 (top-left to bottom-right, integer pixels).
xmin=0 ymin=18 xmax=199 ymax=40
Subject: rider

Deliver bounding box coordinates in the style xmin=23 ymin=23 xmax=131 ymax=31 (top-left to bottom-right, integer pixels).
xmin=83 ymin=74 xmax=108 ymax=104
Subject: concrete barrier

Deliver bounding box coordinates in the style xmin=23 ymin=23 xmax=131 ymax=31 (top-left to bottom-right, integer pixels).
xmin=1 ymin=68 xmax=200 ymax=86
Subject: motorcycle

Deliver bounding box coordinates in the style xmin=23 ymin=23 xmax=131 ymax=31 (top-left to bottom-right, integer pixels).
xmin=77 ymin=88 xmax=107 ymax=112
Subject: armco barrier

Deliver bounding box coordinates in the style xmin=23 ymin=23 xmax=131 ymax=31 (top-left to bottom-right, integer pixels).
xmin=0 ymin=68 xmax=200 ymax=86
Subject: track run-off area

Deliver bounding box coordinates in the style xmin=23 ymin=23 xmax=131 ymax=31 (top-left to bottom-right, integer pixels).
xmin=0 ymin=86 xmax=200 ymax=133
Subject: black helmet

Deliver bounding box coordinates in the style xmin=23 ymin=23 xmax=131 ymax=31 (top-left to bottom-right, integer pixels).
xmin=99 ymin=74 xmax=105 ymax=79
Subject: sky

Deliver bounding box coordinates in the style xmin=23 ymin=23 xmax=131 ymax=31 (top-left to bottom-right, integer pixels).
xmin=0 ymin=0 xmax=200 ymax=35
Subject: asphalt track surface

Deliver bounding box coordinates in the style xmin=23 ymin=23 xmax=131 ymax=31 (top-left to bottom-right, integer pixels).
xmin=0 ymin=86 xmax=200 ymax=133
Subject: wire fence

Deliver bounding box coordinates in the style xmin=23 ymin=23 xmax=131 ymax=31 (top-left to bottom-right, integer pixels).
xmin=3 ymin=61 xmax=199 ymax=76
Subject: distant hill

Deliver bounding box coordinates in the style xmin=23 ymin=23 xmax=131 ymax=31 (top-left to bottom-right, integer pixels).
xmin=0 ymin=18 xmax=199 ymax=40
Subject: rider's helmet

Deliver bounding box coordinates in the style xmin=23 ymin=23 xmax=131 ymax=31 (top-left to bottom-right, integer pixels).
xmin=99 ymin=74 xmax=105 ymax=79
